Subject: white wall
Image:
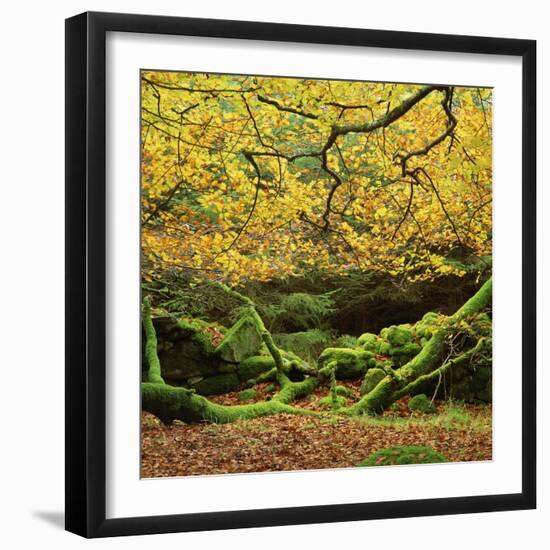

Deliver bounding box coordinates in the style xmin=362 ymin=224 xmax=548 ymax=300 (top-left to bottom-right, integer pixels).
xmin=0 ymin=1 xmax=546 ymax=548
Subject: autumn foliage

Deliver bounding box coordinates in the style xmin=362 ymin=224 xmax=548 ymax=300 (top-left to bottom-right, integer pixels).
xmin=141 ymin=72 xmax=492 ymax=286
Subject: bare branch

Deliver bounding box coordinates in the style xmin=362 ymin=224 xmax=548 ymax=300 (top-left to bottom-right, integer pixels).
xmin=257 ymin=94 xmax=319 ymax=119
xmin=215 ymin=151 xmax=263 ymax=256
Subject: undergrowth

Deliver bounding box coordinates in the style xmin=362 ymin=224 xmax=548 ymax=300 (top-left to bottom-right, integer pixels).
xmin=353 ymin=401 xmax=491 ymax=432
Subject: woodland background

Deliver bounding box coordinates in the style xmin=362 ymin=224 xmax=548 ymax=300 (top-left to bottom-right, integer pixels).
xmin=0 ymin=1 xmax=546 ymax=549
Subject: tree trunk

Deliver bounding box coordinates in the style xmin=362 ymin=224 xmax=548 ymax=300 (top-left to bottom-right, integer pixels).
xmin=142 ymin=381 xmax=317 ymax=424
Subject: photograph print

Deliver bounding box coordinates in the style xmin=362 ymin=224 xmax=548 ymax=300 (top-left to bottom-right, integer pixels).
xmin=139 ymin=70 xmax=493 ymax=478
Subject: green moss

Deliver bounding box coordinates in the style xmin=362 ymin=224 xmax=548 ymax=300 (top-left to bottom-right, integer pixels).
xmin=397 ymin=331 xmax=446 ymax=381
xmin=156 ymin=316 xmax=221 ymax=381
xmin=265 ymin=383 xmax=276 ymax=393
xmin=357 ymin=332 xmax=382 ymax=353
xmin=334 ymin=385 xmax=354 ymax=398
xmin=392 ymin=337 xmax=489 ymax=402
xmin=414 ymin=311 xmax=442 ymax=339
xmin=318 ymin=348 xmax=373 ymax=379
xmin=177 ymin=316 xmax=211 ymax=332
xmin=142 ymin=281 xmax=493 ymax=425
xmin=192 ymin=373 xmax=240 ymax=396
xmin=454 ymin=277 xmax=492 ymax=319
xmin=142 ymin=298 xmax=164 ymax=384
xmin=346 ymin=279 xmax=492 ymax=415
xmin=360 ymin=368 xmax=387 ymax=396
xmin=398 ymin=342 xmax=422 ymax=356
xmin=422 ymin=312 xmax=440 ymax=323
xmin=357 ymin=445 xmax=448 ymax=467
xmin=239 ymin=388 xmax=257 ymax=402
xmin=381 ymin=325 xmax=413 ymax=347
xmin=469 ymin=312 xmax=492 ymax=336
xmin=318 ymin=394 xmax=348 ymax=409
xmin=389 ymin=341 xmax=422 ymax=366
xmin=177 ymin=317 xmax=217 ymax=354
xmin=408 ymin=393 xmax=437 ymax=414
xmin=142 ymin=382 xmax=316 ymax=424
xmin=378 ymin=342 xmax=390 ymax=356
xmin=246 ymin=367 xmax=278 ymax=386
xmin=369 ymin=325 xmax=422 ymax=367
xmin=218 ymin=363 xmax=238 ymax=373
xmin=346 ymin=375 xmax=396 ymax=415
xmin=237 ymin=355 xmax=276 ymax=382
xmin=272 ymin=376 xmax=318 ymax=404
xmin=215 ymin=312 xmax=264 ymax=363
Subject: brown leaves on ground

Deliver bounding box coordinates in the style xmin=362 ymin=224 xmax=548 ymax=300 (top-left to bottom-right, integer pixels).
xmin=203 ymin=325 xmax=224 ymax=347
xmin=141 ymin=381 xmax=492 ymax=478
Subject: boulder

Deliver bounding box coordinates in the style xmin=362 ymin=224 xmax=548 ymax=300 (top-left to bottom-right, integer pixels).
xmin=160 ymin=339 xmax=219 ymax=381
xmin=360 ymin=368 xmax=387 ymax=395
xmin=215 ymin=313 xmax=263 ymax=363
xmin=318 ymin=348 xmax=375 ymax=379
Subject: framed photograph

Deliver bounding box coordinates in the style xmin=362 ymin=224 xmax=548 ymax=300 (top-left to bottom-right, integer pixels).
xmin=65 ymin=11 xmax=536 ymax=538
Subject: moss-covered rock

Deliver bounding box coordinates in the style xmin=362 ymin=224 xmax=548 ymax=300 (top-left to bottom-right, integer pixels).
xmin=390 ymin=341 xmax=423 ymax=367
xmin=408 ymin=393 xmax=437 ymax=413
xmin=237 ymin=355 xmax=276 ymax=382
xmin=360 ymin=368 xmax=387 ymax=396
xmin=158 ymin=343 xmax=221 ymax=382
xmin=177 ymin=318 xmax=218 ymax=353
xmin=357 ymin=445 xmax=448 ymax=467
xmin=447 ymin=364 xmax=492 ymax=403
xmin=381 ymin=325 xmax=413 ymax=347
xmin=334 ymin=385 xmax=354 ymax=398
xmin=192 ymin=373 xmax=240 ymax=396
xmin=367 ymin=324 xmax=423 ymax=367
xmin=148 ymin=316 xmax=223 ymax=382
xmin=357 ymin=332 xmax=383 ymax=353
xmin=415 ymin=311 xmax=442 ymax=340
xmin=318 ymin=348 xmax=375 ymax=379
xmin=238 ymin=350 xmax=312 ymax=385
xmin=215 ymin=313 xmax=263 ymax=363
xmin=318 ymin=394 xmax=347 ymax=409
xmin=378 ymin=341 xmax=391 ymax=356
xmin=238 ymin=388 xmax=257 ymax=402
xmin=218 ymin=363 xmax=238 ymax=373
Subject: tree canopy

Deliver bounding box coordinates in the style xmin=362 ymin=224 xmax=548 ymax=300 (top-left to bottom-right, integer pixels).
xmin=141 ymin=72 xmax=492 ymax=286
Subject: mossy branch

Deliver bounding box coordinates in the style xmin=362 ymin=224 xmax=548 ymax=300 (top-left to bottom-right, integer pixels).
xmin=219 ymin=283 xmax=286 ymax=372
xmin=347 ymin=277 xmax=492 ymax=414
xmin=142 ymin=296 xmax=165 ymax=384
xmin=142 ymin=382 xmax=317 ymax=424
xmin=392 ymin=337 xmax=488 ymax=401
xmin=272 ymin=375 xmax=319 ymax=404
xmin=141 ymin=279 xmax=491 ymax=424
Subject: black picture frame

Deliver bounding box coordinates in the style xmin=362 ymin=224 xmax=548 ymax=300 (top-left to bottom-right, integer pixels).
xmin=65 ymin=11 xmax=536 ymax=538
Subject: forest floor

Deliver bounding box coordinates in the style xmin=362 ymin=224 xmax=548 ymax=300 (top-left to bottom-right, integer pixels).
xmin=141 ymin=380 xmax=492 ymax=478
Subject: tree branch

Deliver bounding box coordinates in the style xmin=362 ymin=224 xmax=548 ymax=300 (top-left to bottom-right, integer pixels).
xmin=257 ymin=94 xmax=319 ymax=119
